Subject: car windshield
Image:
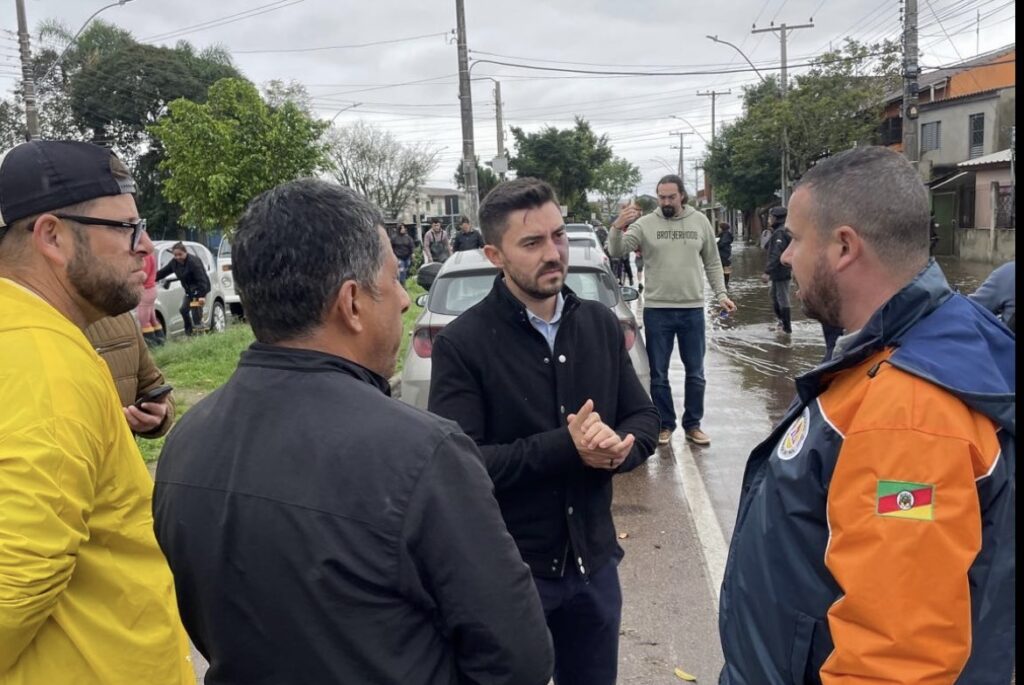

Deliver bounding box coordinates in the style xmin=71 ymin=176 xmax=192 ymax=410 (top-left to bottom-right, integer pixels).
xmin=219 ymin=239 xmax=231 ymax=258
xmin=427 ymin=268 xmax=619 ymax=315
xmin=569 ymin=236 xmax=597 ymax=248
xmin=565 ymin=224 xmax=592 ymax=233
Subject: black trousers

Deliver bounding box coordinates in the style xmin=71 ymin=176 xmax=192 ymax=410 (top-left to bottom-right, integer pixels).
xmin=180 ymin=292 xmax=205 ymax=335
xmin=533 ymin=561 xmax=622 ymax=685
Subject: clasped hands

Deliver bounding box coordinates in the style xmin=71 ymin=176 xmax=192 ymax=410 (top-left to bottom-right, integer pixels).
xmin=567 ymin=399 xmax=635 ymax=471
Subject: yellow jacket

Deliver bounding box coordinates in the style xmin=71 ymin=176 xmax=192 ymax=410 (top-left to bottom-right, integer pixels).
xmin=0 ymin=279 xmax=194 ymax=685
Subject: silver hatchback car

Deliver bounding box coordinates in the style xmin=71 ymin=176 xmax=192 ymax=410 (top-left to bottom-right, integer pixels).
xmin=399 ymin=246 xmax=650 ymax=410
xmin=151 ymin=240 xmax=229 ymax=339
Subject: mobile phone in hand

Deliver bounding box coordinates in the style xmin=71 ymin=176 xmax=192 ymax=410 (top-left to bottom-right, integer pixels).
xmin=134 ymin=384 xmax=173 ymax=408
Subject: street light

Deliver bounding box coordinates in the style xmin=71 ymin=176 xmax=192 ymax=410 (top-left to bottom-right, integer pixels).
xmin=40 ymin=0 xmax=137 ymax=84
xmin=329 ymin=102 xmax=362 ymax=123
xmin=705 ymin=35 xmax=767 ymax=84
xmin=668 ymin=115 xmax=709 ymax=145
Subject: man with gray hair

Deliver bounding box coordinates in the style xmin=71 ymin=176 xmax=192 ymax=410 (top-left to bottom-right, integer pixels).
xmin=153 ymin=179 xmax=553 ymax=684
xmin=718 ymin=146 xmax=1015 ymax=683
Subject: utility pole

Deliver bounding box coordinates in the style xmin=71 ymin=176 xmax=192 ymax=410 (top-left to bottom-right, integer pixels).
xmin=752 ymin=20 xmax=814 ymax=205
xmin=901 ymin=0 xmax=920 ymax=163
xmin=15 ymin=0 xmax=40 ymax=140
xmin=697 ymin=89 xmax=730 ymax=220
xmin=697 ymin=89 xmax=731 ymax=142
xmin=668 ymin=131 xmax=690 ymax=175
xmin=455 ymin=0 xmax=479 ymax=222
xmin=493 ymin=80 xmax=506 ymax=180
xmin=694 ymin=161 xmax=704 ymax=206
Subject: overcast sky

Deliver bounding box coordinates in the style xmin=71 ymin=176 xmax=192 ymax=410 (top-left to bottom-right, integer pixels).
xmin=1 ymin=0 xmax=1015 ymax=191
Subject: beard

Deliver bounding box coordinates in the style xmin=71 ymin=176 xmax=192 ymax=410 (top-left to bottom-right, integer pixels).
xmin=507 ymin=260 xmax=566 ymax=300
xmin=66 ymin=231 xmax=142 ymax=317
xmin=799 ymin=253 xmax=842 ymax=328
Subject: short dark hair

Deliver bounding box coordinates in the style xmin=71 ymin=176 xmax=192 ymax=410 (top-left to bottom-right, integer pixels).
xmin=171 ymin=241 xmax=186 ymax=252
xmin=233 ymin=179 xmax=385 ymax=344
xmin=479 ymin=177 xmax=558 ymax=246
xmin=430 ymin=217 xmax=441 ymax=224
xmin=459 ymin=215 xmax=470 ymax=225
xmin=795 ymin=146 xmax=929 ymax=270
xmin=656 ymin=174 xmax=688 ymax=204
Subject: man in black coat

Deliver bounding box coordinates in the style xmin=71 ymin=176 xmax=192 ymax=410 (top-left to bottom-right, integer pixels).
xmin=762 ymin=206 xmax=793 ymax=334
xmin=153 ymin=179 xmax=553 ymax=685
xmin=452 ymin=215 xmax=485 ymax=252
xmin=155 ymin=241 xmax=210 ymax=335
xmin=428 ymin=178 xmax=659 ymax=685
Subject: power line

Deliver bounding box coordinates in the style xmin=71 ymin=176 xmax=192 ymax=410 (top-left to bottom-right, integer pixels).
xmin=232 ymin=31 xmax=451 ymax=54
xmin=141 ymin=0 xmax=306 ymax=44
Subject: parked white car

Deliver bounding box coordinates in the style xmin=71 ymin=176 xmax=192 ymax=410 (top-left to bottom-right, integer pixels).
xmin=399 ymin=246 xmax=650 ymax=410
xmin=152 ymin=240 xmax=229 ymax=339
xmin=217 ymin=237 xmax=244 ymax=320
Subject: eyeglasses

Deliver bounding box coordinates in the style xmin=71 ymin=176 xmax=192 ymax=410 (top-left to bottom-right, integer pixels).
xmin=52 ymin=214 xmax=147 ymax=251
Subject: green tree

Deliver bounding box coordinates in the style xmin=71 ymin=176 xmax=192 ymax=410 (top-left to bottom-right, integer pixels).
xmin=592 ymin=156 xmax=642 ymax=218
xmin=509 ymin=117 xmax=613 ymax=216
xmin=327 ymin=120 xmax=441 ymax=219
xmin=149 ymin=78 xmax=330 ymax=233
xmin=704 ymin=39 xmax=898 ymax=223
xmin=453 ymin=156 xmax=500 ymax=200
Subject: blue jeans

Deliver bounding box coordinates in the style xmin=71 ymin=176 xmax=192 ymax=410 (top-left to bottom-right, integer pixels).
xmin=533 ymin=561 xmax=622 ymax=685
xmin=397 ymin=257 xmax=411 ymax=286
xmin=643 ymin=307 xmax=706 ymax=431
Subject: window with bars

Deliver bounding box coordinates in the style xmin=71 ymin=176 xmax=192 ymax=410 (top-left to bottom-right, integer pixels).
xmin=921 ymin=122 xmax=941 ymax=153
xmin=968 ymin=113 xmax=985 ymax=159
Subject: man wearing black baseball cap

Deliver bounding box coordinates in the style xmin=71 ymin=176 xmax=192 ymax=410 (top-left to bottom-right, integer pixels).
xmin=762 ymin=205 xmax=794 ymax=334
xmin=0 ymin=140 xmax=194 ymax=684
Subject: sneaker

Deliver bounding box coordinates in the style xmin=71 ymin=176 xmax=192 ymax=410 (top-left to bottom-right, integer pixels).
xmin=685 ymin=428 xmax=711 ymax=446
xmin=657 ymin=429 xmax=672 ymax=445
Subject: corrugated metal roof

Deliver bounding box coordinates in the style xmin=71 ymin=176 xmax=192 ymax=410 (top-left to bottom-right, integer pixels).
xmin=959 ymin=149 xmax=1013 ymax=168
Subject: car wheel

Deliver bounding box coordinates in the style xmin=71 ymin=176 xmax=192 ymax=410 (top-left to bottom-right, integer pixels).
xmin=210 ymin=301 xmax=227 ymax=333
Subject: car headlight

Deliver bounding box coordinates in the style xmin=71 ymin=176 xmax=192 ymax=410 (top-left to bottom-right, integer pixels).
xmin=221 ymin=275 xmax=233 ymax=288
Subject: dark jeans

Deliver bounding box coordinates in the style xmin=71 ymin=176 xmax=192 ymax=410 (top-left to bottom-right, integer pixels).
xmin=643 ymin=307 xmax=706 ymax=431
xmin=397 ymin=257 xmax=411 ymax=286
xmin=533 ymin=561 xmax=622 ymax=685
xmin=180 ymin=292 xmax=204 ymax=335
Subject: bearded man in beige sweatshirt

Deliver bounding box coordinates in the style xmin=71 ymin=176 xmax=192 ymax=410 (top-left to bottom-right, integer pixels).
xmin=609 ymin=175 xmax=737 ymax=446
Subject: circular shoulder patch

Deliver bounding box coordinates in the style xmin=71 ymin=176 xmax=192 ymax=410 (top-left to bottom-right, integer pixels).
xmin=776 ymin=406 xmax=811 ymax=461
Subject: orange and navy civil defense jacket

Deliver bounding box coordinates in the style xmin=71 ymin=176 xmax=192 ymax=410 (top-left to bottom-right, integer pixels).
xmin=719 ymin=260 xmax=1015 ymax=684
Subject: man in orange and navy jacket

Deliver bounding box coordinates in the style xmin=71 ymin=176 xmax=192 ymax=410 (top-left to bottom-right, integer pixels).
xmin=719 ymin=146 xmax=1014 ymax=684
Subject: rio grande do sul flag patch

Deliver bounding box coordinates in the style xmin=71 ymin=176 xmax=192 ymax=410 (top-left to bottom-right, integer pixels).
xmin=876 ymin=480 xmax=935 ymax=520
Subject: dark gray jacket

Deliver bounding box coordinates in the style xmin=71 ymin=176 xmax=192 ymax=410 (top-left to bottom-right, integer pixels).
xmin=154 ymin=344 xmax=553 ymax=685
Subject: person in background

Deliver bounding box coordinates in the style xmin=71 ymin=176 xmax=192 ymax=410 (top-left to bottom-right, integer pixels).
xmin=719 ymin=146 xmax=1015 ymax=684
xmin=929 ymin=214 xmax=940 ymax=255
xmin=969 ymin=260 xmax=1015 ymax=333
xmin=390 ymin=224 xmax=415 ymax=286
xmin=609 ymin=176 xmax=736 ymax=447
xmin=717 ymin=221 xmax=734 ymax=290
xmin=634 ymin=248 xmax=644 ymax=292
xmin=155 ymin=242 xmax=210 ymax=336
xmin=594 ymin=221 xmax=609 ymax=254
xmin=452 ymin=215 xmax=485 ymax=252
xmin=0 ymin=139 xmax=194 ymax=684
xmin=422 ymin=218 xmax=452 ymax=264
xmin=85 ymin=312 xmax=176 ymax=439
xmin=136 ymin=250 xmax=164 ymax=346
xmin=762 ymin=206 xmax=793 ymax=334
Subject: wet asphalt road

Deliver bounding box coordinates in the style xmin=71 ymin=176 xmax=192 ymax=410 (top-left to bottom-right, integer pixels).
xmin=174 ymin=247 xmax=999 ymax=683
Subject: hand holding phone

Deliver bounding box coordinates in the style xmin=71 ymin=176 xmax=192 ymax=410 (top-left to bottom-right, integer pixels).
xmin=134 ymin=384 xmax=173 ymax=408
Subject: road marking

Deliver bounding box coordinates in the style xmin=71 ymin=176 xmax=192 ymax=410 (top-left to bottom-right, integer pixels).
xmin=672 ymin=436 xmax=729 ymax=615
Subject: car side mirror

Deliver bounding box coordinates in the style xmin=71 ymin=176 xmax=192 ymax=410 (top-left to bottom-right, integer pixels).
xmin=620 ymin=286 xmax=640 ymax=302
xmin=416 ymin=294 xmax=428 ymax=308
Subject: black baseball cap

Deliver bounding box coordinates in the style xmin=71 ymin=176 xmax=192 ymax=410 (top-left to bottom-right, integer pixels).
xmin=0 ymin=140 xmax=136 ymax=228
xmin=769 ymin=206 xmax=788 ymax=219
